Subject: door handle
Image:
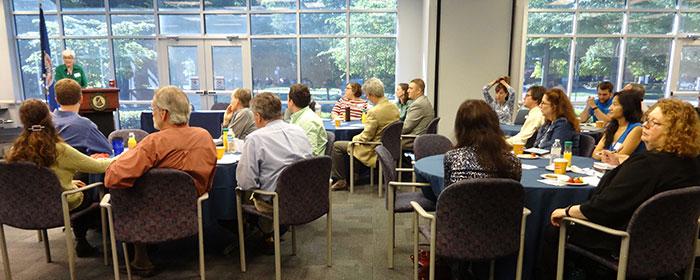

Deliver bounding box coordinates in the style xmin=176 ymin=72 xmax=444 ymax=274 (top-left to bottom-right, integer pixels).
xmin=207 ymin=91 xmax=218 ymax=95
xmin=194 ymin=90 xmax=206 ymax=95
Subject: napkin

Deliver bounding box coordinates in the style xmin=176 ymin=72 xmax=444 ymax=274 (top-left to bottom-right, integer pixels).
xmin=217 ymin=153 xmax=241 ymax=165
xmin=537 ymin=179 xmax=566 ymax=186
xmin=521 ymin=163 xmax=538 ymax=170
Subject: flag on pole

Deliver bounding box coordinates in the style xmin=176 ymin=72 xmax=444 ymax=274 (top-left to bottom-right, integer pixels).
xmin=39 ymin=4 xmax=58 ymax=110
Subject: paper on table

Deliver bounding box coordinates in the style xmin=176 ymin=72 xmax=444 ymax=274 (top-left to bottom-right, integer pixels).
xmin=537 ymin=179 xmax=566 ymax=186
xmin=582 ymin=176 xmax=600 ymax=187
xmin=521 ymin=163 xmax=538 ymax=170
xmin=217 ymin=153 xmax=240 ymax=165
xmin=348 ymin=123 xmax=365 ymax=128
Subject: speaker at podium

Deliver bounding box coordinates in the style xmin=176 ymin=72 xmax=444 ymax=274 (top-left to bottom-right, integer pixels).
xmin=79 ymin=88 xmax=119 ymax=138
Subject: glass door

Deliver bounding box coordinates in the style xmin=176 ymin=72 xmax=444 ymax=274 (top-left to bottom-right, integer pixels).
xmin=159 ymin=38 xmax=251 ymax=110
xmin=669 ymin=38 xmax=700 ymax=106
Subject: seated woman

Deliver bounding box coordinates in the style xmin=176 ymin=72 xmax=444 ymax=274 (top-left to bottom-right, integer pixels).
xmin=592 ymin=90 xmax=645 ymax=160
xmin=5 ymin=99 xmax=113 ymax=257
xmin=482 ymin=76 xmax=516 ymax=123
xmin=423 ymin=99 xmax=521 ymax=202
xmin=222 ymin=88 xmax=257 ymax=139
xmin=539 ymin=99 xmax=700 ymax=279
xmin=395 ymin=83 xmax=411 ymax=121
xmin=533 ymin=88 xmax=580 ymax=150
xmin=331 ymin=82 xmax=369 ymax=120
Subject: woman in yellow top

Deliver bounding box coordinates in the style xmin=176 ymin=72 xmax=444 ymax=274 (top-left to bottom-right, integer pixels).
xmin=5 ymin=99 xmax=113 ymax=257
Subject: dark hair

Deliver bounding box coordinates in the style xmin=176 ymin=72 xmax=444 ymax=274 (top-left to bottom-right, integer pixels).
xmin=398 ymin=83 xmax=409 ymax=104
xmin=543 ymin=88 xmax=580 ymax=132
xmin=527 ymin=85 xmax=546 ymax=104
xmin=495 ymin=76 xmax=511 ymax=101
xmin=250 ymin=92 xmax=282 ymax=121
xmin=597 ymin=81 xmax=614 ymax=93
xmin=55 ymin=78 xmax=82 ymax=105
xmin=348 ymin=82 xmax=362 ymax=98
xmin=603 ymin=91 xmax=643 ymax=149
xmin=5 ymin=99 xmax=63 ymax=167
xmin=454 ymin=100 xmax=513 ymax=178
xmin=289 ymin=83 xmax=311 ymax=108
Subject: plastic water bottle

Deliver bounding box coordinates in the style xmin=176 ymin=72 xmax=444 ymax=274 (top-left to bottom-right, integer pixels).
xmin=127 ymin=132 xmax=137 ymax=149
xmin=549 ymin=139 xmax=562 ymax=166
xmin=226 ymin=129 xmax=236 ymax=153
xmin=314 ymin=102 xmax=322 ymax=117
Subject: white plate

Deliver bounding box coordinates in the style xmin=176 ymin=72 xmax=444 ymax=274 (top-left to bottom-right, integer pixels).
xmin=540 ymin=173 xmax=570 ymax=182
xmin=516 ymin=153 xmax=540 ymax=159
xmin=545 ymin=165 xmax=572 ymax=172
xmin=566 ymin=182 xmax=588 ymax=186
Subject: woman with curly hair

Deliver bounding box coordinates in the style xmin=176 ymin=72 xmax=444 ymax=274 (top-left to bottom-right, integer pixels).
xmin=533 ymin=88 xmax=580 ymax=150
xmin=5 ymin=99 xmax=113 ymax=257
xmin=539 ymin=98 xmax=700 ymax=279
xmin=331 ymin=82 xmax=369 ymax=120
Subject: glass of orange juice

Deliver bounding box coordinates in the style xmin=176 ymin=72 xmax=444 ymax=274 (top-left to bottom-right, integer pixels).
xmin=512 ymin=143 xmax=524 ymax=155
xmin=554 ymin=158 xmax=568 ymax=175
xmin=216 ymin=147 xmax=225 ymax=160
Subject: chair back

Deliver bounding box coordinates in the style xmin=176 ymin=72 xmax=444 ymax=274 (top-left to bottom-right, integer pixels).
xmin=426 ymin=117 xmax=440 ymax=134
xmin=325 ymin=131 xmax=335 ymax=157
xmin=380 ymin=121 xmax=403 ymax=161
xmin=375 ymin=145 xmax=397 ymax=183
xmin=513 ymin=109 xmax=529 ymax=125
xmin=109 ymin=168 xmax=200 ymax=243
xmin=108 ymin=129 xmax=149 ymax=143
xmin=210 ymin=103 xmax=229 ymax=110
xmin=624 ymin=186 xmax=700 ymax=278
xmin=276 ymin=156 xmax=332 ymax=225
xmin=577 ymin=134 xmax=596 ymax=157
xmin=0 ymin=161 xmax=64 ymax=229
xmin=414 ymin=134 xmax=452 ymax=160
xmin=435 ymin=178 xmax=524 ymax=260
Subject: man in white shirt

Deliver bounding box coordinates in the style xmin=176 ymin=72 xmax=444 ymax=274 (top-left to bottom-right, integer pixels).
xmin=506 ymin=86 xmax=546 ymax=146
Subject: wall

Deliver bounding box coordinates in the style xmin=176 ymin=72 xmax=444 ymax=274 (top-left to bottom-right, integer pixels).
xmin=436 ymin=0 xmax=513 ymax=139
xmin=0 ymin=0 xmax=22 ymax=126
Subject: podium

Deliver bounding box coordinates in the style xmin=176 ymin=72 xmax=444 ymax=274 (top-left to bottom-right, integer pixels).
xmin=79 ymin=88 xmax=119 ymax=138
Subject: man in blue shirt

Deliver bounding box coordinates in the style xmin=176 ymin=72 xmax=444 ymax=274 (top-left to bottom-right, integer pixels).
xmin=53 ymin=78 xmax=112 ymax=155
xmin=579 ymin=81 xmax=613 ymax=123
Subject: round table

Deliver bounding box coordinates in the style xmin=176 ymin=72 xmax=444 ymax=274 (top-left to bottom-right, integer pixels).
xmin=323 ymin=119 xmax=364 ymax=141
xmin=414 ymin=154 xmax=597 ymax=280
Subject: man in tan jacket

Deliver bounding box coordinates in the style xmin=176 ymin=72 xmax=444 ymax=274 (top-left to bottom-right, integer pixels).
xmin=331 ymin=78 xmax=400 ymax=191
xmin=401 ymin=78 xmax=434 ymax=149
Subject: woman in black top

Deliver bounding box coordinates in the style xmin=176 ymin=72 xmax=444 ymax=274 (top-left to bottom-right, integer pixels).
xmin=539 ymin=98 xmax=700 ymax=279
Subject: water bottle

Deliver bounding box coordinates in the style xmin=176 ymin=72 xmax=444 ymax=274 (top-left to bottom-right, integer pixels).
xmin=127 ymin=132 xmax=137 ymax=149
xmin=226 ymin=129 xmax=236 ymax=153
xmin=549 ymin=139 xmax=562 ymax=166
xmin=563 ymin=141 xmax=573 ymax=167
xmin=314 ymin=102 xmax=322 ymax=117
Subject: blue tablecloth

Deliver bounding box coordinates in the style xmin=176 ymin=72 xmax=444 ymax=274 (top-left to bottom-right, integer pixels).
xmin=414 ymin=154 xmax=596 ymax=280
xmin=323 ymin=119 xmax=364 ymax=141
xmin=141 ymin=111 xmax=224 ymax=138
xmin=203 ymin=161 xmax=238 ymax=226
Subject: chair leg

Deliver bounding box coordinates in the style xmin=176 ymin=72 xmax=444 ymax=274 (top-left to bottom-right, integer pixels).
xmin=349 ymin=147 xmax=354 ymax=194
xmin=617 ymin=237 xmax=630 ymax=280
xmin=428 ymin=219 xmax=436 ymax=280
xmin=101 ymin=208 xmax=109 ymax=266
xmin=388 ymin=190 xmax=395 ymax=269
xmin=378 ymin=164 xmax=383 ymax=198
xmin=685 ymin=233 xmax=698 ymax=280
xmin=42 ymin=229 xmax=51 ymax=263
xmin=197 ymin=200 xmax=206 ymax=280
xmin=122 ymin=243 xmax=132 ymax=280
xmin=37 ymin=230 xmax=43 ymax=242
xmin=370 ymin=167 xmax=374 ymax=189
xmin=106 ymin=210 xmax=120 ymax=280
xmin=273 ymin=198 xmax=282 ymax=280
xmin=489 ymin=260 xmax=495 ymax=280
xmin=555 ymin=222 xmax=568 ymax=280
xmin=235 ymin=192 xmax=247 ymax=272
xmin=63 ymin=225 xmax=77 ymax=280
xmin=398 ymin=155 xmax=403 ymax=182
xmin=326 ymin=196 xmax=332 ymax=267
xmin=291 ymin=226 xmax=296 ymax=256
xmin=1 ymin=225 xmax=11 ymax=280
xmin=413 ymin=212 xmax=419 ymax=280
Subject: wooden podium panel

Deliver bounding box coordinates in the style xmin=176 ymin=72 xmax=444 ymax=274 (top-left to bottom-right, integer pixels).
xmin=79 ymin=88 xmax=120 ymax=138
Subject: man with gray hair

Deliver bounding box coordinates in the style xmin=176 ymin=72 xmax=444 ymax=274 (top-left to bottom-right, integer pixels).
xmin=330 ymin=78 xmax=400 ymax=190
xmin=105 ymin=85 xmax=216 ymax=276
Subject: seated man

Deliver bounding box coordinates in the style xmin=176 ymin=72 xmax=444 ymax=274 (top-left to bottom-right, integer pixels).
xmin=105 ymin=86 xmax=216 ymax=275
xmin=579 ymin=81 xmax=613 ymax=123
xmin=287 ymin=84 xmax=328 ymax=156
xmin=623 ymin=82 xmax=648 ymax=113
xmin=506 ymin=85 xmax=546 ymax=146
xmin=401 ymin=78 xmax=435 ymax=149
xmin=53 ymin=78 xmax=112 ymax=155
xmin=331 ymin=78 xmax=400 ymax=191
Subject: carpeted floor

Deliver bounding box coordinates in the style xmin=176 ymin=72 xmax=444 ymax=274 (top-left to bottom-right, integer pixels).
xmin=1 ymin=183 xmax=425 ymax=280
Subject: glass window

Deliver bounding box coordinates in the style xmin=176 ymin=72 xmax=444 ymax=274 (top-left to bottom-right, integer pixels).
xmin=205 ymin=0 xmax=247 ymax=10
xmin=302 ymin=0 xmax=346 ymax=10
xmin=301 ymin=38 xmax=346 ymax=104
xmin=167 ymin=46 xmax=200 ymax=91
xmin=350 ymin=13 xmax=396 ymax=35
xmin=251 ymin=14 xmax=296 ymax=35
xmin=527 ymin=13 xmax=574 ymax=35
xmin=527 ymin=0 xmax=574 ymax=9
xmin=63 ymin=14 xmax=108 ymax=36
xmin=160 ymin=14 xmax=202 ymax=35
xmin=628 ymin=13 xmax=674 ymax=34
xmin=623 ymin=38 xmax=672 ymax=100
xmin=205 ymin=14 xmax=247 ymax=34
xmin=301 ymin=13 xmax=345 ymax=34
xmin=251 ymin=39 xmax=297 ymax=91
xmin=682 ymin=0 xmax=700 ymax=8
xmin=349 ymin=38 xmax=396 ymax=100
xmin=677 ymin=45 xmax=700 ymax=91
xmin=119 ymin=104 xmax=150 ymax=129
xmin=15 ymin=15 xmax=59 ymax=37
xmin=523 ymin=38 xmax=571 ymax=90
xmin=111 ymin=15 xmax=156 ymax=36
xmin=14 ymin=0 xmax=57 ymax=11
xmin=157 ymin=0 xmax=199 ymax=10
xmin=113 ymin=39 xmax=159 ymax=101
xmin=571 ymin=38 xmax=621 ymax=102
xmin=109 ymin=0 xmax=153 ymax=10
xmin=65 ymin=39 xmax=112 ymax=88
xmin=577 ymin=13 xmax=623 ymax=34
xmin=578 ymin=0 xmax=624 ymax=9
xmin=17 ymin=39 xmax=62 ymax=100
xmin=350 ymin=0 xmax=396 ymax=9
xmin=211 ymin=46 xmax=244 ymax=89
xmin=251 ymin=0 xmax=297 ymax=10
xmin=629 ymin=0 xmax=676 ymax=9
xmin=61 ymin=0 xmax=104 ymax=11
xmin=681 ymin=13 xmax=700 ymax=33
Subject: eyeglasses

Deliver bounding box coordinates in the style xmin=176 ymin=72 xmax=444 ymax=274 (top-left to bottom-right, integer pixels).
xmin=643 ymin=119 xmax=664 ymax=128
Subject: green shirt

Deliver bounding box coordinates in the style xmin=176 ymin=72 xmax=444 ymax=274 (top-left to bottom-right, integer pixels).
xmin=51 ymin=142 xmax=113 ymax=210
xmin=290 ymin=106 xmax=328 ymax=156
xmin=397 ymin=99 xmax=413 ymax=121
xmin=55 ymin=64 xmax=87 ymax=87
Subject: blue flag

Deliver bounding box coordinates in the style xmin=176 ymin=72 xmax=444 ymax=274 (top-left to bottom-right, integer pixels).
xmin=39 ymin=5 xmax=58 ymax=110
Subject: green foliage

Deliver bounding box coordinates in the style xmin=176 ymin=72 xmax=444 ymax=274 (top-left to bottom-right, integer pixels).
xmin=118 ymin=110 xmax=142 ymax=129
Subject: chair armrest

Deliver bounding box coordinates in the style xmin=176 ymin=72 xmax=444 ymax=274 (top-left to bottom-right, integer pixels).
xmin=561 ymin=217 xmax=629 ymax=238
xmin=388 ymin=181 xmax=431 ymax=188
xmin=198 ymin=192 xmax=210 ymax=203
xmin=349 ymin=140 xmax=382 ymax=146
xmin=61 ymin=182 xmax=104 ymax=197
xmin=410 ymin=201 xmax=435 ymax=220
xmin=523 ymin=207 xmax=532 ymax=217
xmin=396 ymin=168 xmax=414 ymax=172
xmin=99 ymin=194 xmax=111 ymax=208
xmin=251 ymin=189 xmax=278 ymax=197
xmin=401 ymin=134 xmax=418 ymax=139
